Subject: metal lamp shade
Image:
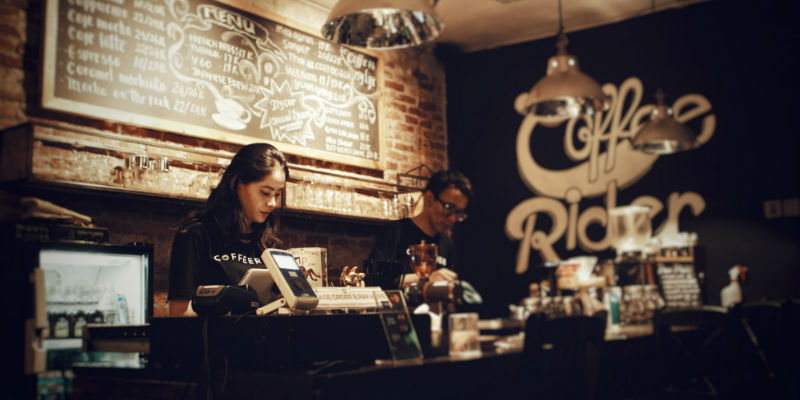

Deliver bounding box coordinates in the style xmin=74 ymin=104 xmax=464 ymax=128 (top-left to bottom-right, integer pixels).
xmin=523 ymin=53 xmax=609 ymax=121
xmin=632 ymin=104 xmax=696 ymax=154
xmin=321 ymin=0 xmax=444 ymax=49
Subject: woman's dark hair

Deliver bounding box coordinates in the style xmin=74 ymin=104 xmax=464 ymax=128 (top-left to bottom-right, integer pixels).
xmin=182 ymin=143 xmax=289 ymax=250
xmin=424 ymin=170 xmax=474 ymax=203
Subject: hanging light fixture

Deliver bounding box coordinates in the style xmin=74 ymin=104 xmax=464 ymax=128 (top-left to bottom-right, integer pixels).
xmin=631 ymin=88 xmax=696 ymax=154
xmin=321 ymin=0 xmax=444 ymax=50
xmin=519 ymin=0 xmax=608 ymax=121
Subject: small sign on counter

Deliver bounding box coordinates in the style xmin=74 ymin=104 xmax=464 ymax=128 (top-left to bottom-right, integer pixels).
xmin=377 ymin=290 xmax=423 ymax=363
xmin=313 ymin=286 xmax=389 ymax=311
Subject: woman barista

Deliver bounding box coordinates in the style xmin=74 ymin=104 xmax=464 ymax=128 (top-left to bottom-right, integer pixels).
xmin=167 ymin=143 xmax=288 ymax=316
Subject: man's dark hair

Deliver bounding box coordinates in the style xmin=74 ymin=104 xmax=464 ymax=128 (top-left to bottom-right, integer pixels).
xmin=424 ymin=170 xmax=474 ymax=203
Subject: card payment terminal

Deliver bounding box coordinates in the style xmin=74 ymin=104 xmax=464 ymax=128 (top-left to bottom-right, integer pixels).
xmin=261 ymin=248 xmax=319 ymax=311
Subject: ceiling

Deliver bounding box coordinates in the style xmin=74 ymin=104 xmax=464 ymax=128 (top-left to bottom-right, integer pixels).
xmin=305 ymin=0 xmax=709 ymax=52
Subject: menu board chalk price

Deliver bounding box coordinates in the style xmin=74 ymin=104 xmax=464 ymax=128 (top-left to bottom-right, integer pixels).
xmin=42 ymin=0 xmax=382 ymax=168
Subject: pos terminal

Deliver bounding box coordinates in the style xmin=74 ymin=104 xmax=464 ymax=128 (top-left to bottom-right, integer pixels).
xmin=260 ymin=248 xmax=319 ymax=312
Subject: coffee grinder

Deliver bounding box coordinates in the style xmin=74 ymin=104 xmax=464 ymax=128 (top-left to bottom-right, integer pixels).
xmin=607 ymin=205 xmax=656 ymax=286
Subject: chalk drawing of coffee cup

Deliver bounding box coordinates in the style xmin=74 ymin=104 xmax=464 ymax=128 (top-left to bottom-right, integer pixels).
xmin=212 ymin=98 xmax=250 ymax=130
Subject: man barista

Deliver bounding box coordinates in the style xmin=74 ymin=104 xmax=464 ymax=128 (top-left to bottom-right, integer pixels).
xmin=368 ymin=170 xmax=473 ymax=289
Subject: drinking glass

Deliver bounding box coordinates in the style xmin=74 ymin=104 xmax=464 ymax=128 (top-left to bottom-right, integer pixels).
xmin=449 ymin=313 xmax=481 ymax=357
xmin=301 ymin=175 xmax=313 ymax=209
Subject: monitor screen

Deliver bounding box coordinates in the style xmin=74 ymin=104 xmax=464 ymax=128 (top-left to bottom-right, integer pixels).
xmin=271 ymin=251 xmax=300 ymax=271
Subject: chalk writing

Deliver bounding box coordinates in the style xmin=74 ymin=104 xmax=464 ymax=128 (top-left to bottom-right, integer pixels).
xmin=44 ymin=0 xmax=380 ymax=165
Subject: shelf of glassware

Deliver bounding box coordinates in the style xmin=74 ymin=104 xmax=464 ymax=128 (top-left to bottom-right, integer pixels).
xmin=0 ymin=121 xmax=419 ymax=221
xmin=0 ymin=121 xmax=229 ymax=203
xmin=284 ymin=178 xmax=421 ymax=222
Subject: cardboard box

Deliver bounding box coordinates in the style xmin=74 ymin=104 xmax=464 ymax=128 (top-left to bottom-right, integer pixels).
xmin=287 ymin=247 xmax=328 ymax=288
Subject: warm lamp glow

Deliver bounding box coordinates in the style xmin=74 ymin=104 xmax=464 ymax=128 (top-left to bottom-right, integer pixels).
xmin=321 ymin=0 xmax=443 ymax=50
xmin=632 ymin=89 xmax=696 ymax=154
xmin=520 ymin=31 xmax=609 ymax=121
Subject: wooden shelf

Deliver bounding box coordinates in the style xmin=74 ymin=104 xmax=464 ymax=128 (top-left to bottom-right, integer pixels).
xmin=281 ymin=207 xmax=391 ymax=226
xmin=1 ymin=122 xmax=409 ymax=224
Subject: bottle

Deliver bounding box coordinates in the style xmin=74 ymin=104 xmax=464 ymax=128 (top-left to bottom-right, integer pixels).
xmin=88 ymin=310 xmax=104 ymax=324
xmin=721 ymin=265 xmax=744 ymax=308
xmin=577 ymin=287 xmax=594 ymax=316
xmin=588 ymin=287 xmax=606 ymax=315
xmin=391 ymin=194 xmax=400 ymax=219
xmin=53 ymin=313 xmax=70 ymax=338
xmin=529 ymin=282 xmax=540 ymax=298
xmin=116 ymin=293 xmax=130 ymax=324
xmin=100 ymin=287 xmax=117 ymax=324
xmin=72 ymin=310 xmax=87 ymax=338
xmin=605 ymin=286 xmax=621 ymax=327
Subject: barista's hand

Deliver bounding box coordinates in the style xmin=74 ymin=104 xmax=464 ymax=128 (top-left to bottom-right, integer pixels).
xmin=429 ymin=268 xmax=457 ymax=283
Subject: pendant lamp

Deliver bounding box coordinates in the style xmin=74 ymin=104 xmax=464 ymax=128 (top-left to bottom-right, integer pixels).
xmin=520 ymin=0 xmax=608 ymax=122
xmin=631 ymin=88 xmax=696 ymax=154
xmin=321 ymin=0 xmax=444 ymax=50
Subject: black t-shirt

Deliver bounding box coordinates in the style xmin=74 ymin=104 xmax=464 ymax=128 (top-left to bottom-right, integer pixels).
xmin=167 ymin=216 xmax=265 ymax=300
xmin=368 ymin=218 xmax=455 ymax=289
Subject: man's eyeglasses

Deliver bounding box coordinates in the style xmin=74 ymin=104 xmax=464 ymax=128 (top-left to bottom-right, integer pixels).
xmin=433 ymin=194 xmax=468 ymax=222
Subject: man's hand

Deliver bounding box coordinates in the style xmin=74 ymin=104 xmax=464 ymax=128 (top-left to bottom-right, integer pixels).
xmin=429 ymin=267 xmax=457 ymax=283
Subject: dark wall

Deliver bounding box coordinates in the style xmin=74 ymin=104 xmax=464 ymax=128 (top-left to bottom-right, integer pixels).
xmin=441 ymin=0 xmax=800 ymax=317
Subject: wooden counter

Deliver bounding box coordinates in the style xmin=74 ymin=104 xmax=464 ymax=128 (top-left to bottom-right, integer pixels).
xmin=71 ymin=350 xmax=525 ymax=400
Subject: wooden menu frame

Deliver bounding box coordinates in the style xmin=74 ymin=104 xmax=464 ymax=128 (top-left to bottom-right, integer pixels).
xmin=41 ymin=0 xmax=385 ymax=170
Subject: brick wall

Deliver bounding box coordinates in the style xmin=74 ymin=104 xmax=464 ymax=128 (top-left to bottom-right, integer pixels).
xmin=0 ymin=0 xmax=449 ymax=316
xmin=381 ymin=52 xmax=449 ymax=179
xmin=0 ymin=0 xmax=27 ymax=129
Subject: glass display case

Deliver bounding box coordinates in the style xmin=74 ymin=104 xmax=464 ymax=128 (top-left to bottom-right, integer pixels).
xmin=5 ymin=234 xmax=153 ymax=398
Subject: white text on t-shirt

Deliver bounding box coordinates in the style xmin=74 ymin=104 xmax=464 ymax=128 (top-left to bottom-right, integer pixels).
xmin=212 ymin=253 xmax=264 ymax=265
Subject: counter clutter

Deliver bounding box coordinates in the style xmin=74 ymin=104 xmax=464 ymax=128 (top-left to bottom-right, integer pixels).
xmin=21 ymin=197 xmax=786 ymax=399
xmin=65 ymin=296 xmax=800 ymax=400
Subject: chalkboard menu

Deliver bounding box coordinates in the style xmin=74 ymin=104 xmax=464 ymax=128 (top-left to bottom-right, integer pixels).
xmin=656 ymin=263 xmax=702 ymax=308
xmin=42 ymin=0 xmax=382 ymax=168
